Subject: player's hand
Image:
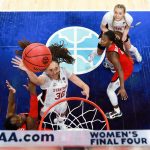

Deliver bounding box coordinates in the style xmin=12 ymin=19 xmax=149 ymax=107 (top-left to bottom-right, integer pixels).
xmin=117 ymin=88 xmax=128 ymax=100
xmin=122 ymin=35 xmax=127 ymax=42
xmin=6 ymin=80 xmax=16 ymax=94
xmin=11 ymin=56 xmax=28 ymax=72
xmin=81 ymin=85 xmax=90 ymax=99
xmin=23 ymin=78 xmax=36 ymax=95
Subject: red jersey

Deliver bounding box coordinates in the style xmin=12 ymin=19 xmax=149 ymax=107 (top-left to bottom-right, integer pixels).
xmin=107 ymin=43 xmax=133 ymax=82
xmin=18 ymin=94 xmax=38 ymax=130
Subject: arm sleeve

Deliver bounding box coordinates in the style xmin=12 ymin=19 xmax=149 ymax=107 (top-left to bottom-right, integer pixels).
xmin=63 ymin=68 xmax=73 ymax=79
xmin=40 ymin=72 xmax=51 ymax=89
xmin=29 ymin=94 xmax=38 ymax=118
xmin=107 ymin=44 xmax=119 ymax=53
xmin=125 ymin=13 xmax=133 ymax=26
xmin=101 ymin=12 xmax=110 ymax=25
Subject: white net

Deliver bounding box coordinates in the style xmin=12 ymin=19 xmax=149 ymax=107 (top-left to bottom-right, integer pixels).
xmin=39 ymin=97 xmax=109 ymax=130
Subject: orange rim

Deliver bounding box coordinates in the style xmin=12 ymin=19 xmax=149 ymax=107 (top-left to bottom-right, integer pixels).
xmin=38 ymin=97 xmax=110 ymax=130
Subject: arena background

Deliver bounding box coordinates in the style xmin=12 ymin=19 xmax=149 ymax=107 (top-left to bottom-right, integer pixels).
xmin=0 ymin=0 xmax=150 ymax=131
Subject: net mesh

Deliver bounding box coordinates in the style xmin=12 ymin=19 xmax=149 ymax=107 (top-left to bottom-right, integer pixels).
xmin=39 ymin=97 xmax=110 ymax=130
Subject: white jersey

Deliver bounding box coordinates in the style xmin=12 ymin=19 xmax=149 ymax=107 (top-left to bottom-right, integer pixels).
xmin=101 ymin=11 xmax=133 ymax=33
xmin=40 ymin=67 xmax=72 ymax=115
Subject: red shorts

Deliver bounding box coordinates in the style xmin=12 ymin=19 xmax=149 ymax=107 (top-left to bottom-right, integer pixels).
xmin=111 ymin=65 xmax=133 ymax=82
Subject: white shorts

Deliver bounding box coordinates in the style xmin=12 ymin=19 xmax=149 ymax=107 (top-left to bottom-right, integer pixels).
xmin=40 ymin=101 xmax=68 ymax=117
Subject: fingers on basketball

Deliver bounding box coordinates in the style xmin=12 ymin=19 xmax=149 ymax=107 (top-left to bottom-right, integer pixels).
xmin=22 ymin=43 xmax=52 ymax=73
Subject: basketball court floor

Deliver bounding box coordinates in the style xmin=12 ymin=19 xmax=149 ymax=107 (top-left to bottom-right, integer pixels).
xmin=0 ymin=0 xmax=150 ymax=150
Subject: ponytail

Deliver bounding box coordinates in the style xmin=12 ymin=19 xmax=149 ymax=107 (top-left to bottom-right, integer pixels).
xmin=104 ymin=30 xmax=129 ymax=56
xmin=15 ymin=40 xmax=75 ymax=64
xmin=114 ymin=38 xmax=124 ymax=52
xmin=49 ymin=42 xmax=75 ymax=64
xmin=15 ymin=39 xmax=31 ymax=56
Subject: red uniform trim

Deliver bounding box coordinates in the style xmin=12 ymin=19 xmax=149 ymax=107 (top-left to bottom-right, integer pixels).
xmin=29 ymin=94 xmax=38 ymax=118
xmin=18 ymin=94 xmax=38 ymax=130
xmin=107 ymin=44 xmax=133 ymax=82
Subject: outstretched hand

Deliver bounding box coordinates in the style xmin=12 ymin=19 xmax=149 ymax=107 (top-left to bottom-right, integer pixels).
xmin=81 ymin=86 xmax=89 ymax=99
xmin=117 ymin=88 xmax=128 ymax=100
xmin=23 ymin=78 xmax=36 ymax=95
xmin=11 ymin=56 xmax=28 ymax=72
xmin=6 ymin=80 xmax=16 ymax=94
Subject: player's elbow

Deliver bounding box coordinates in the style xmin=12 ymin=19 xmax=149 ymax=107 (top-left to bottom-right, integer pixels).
xmin=100 ymin=25 xmax=105 ymax=32
xmin=35 ymin=77 xmax=46 ymax=86
xmin=101 ymin=24 xmax=107 ymax=33
xmin=117 ymin=67 xmax=124 ymax=78
xmin=115 ymin=66 xmax=123 ymax=73
xmin=33 ymin=80 xmax=44 ymax=86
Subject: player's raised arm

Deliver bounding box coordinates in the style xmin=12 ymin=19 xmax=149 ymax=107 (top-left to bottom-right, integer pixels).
xmin=25 ymin=70 xmax=46 ymax=86
xmin=6 ymin=80 xmax=16 ymax=118
xmin=23 ymin=80 xmax=38 ymax=129
xmin=23 ymin=79 xmax=37 ymax=95
xmin=11 ymin=56 xmax=46 ymax=86
xmin=69 ymin=74 xmax=90 ymax=99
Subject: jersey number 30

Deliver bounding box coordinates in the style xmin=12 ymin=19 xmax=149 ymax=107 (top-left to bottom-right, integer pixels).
xmin=55 ymin=90 xmax=65 ymax=100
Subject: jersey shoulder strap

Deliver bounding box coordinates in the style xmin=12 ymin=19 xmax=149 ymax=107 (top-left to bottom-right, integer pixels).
xmin=107 ymin=44 xmax=119 ymax=53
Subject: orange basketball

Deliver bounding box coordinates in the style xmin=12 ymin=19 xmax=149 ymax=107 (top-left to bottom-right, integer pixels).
xmin=22 ymin=43 xmax=52 ymax=72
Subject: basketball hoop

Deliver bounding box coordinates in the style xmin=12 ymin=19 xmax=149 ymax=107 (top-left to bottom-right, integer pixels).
xmin=38 ymin=97 xmax=110 ymax=130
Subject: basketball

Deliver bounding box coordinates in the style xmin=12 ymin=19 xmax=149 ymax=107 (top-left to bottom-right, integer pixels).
xmin=22 ymin=43 xmax=52 ymax=72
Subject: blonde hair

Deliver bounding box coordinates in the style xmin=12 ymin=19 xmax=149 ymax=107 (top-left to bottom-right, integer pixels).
xmin=114 ymin=4 xmax=126 ymax=13
xmin=112 ymin=4 xmax=129 ymax=30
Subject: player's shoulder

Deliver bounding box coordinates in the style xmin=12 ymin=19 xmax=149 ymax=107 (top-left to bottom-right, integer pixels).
xmin=40 ymin=72 xmax=52 ymax=89
xmin=125 ymin=12 xmax=133 ymax=21
xmin=104 ymin=11 xmax=114 ymax=18
xmin=102 ymin=11 xmax=114 ymax=24
xmin=60 ymin=67 xmax=66 ymax=71
xmin=60 ymin=67 xmax=67 ymax=74
xmin=60 ymin=67 xmax=73 ymax=79
xmin=107 ymin=44 xmax=119 ymax=52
